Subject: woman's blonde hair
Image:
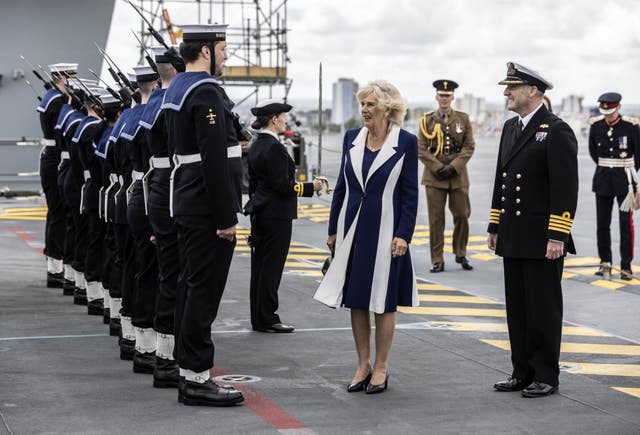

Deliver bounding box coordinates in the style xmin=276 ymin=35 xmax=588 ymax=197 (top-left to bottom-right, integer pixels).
xmin=356 ymin=80 xmax=408 ymax=129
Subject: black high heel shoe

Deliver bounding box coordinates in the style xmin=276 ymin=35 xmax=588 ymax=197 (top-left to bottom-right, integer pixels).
xmin=365 ymin=372 xmax=389 ymax=394
xmin=347 ymin=372 xmax=372 ymax=392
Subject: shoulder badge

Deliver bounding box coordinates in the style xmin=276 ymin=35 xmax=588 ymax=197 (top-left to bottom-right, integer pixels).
xmin=622 ymin=115 xmax=639 ymax=125
xmin=539 ymin=123 xmax=549 ymax=129
xmin=589 ymin=115 xmax=604 ymax=125
xmin=206 ymin=108 xmax=217 ymax=125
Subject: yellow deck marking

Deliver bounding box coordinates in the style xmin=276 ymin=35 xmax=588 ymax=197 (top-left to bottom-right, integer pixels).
xmin=412 ymin=231 xmax=430 ymax=237
xmin=483 ymin=339 xmax=640 ymax=356
xmin=399 ymin=306 xmax=506 ymax=317
xmin=284 ymin=261 xmax=320 ymax=268
xmin=591 ymin=280 xmax=625 ymax=290
xmin=417 ymin=283 xmax=455 ymax=291
xmin=418 ymin=295 xmax=501 ymax=304
xmin=429 ymin=322 xmax=609 ymax=336
xmin=0 ymin=216 xmax=46 ymax=221
xmin=470 ymin=253 xmax=498 ymax=261
xmin=285 ymin=269 xmax=323 ymax=277
xmin=613 ymin=277 xmax=640 ymax=285
xmin=411 ymin=240 xmax=429 ymax=246
xmin=286 ymin=254 xmax=329 ymax=260
xmin=564 ymin=256 xmax=601 ymax=266
xmin=562 ymin=271 xmax=577 ymax=279
xmin=561 ymin=362 xmax=640 ymax=377
xmin=613 ymin=387 xmax=640 ymax=398
xmin=2 ymin=207 xmax=47 ymax=212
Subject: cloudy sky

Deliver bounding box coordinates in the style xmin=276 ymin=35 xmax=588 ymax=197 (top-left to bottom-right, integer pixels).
xmin=105 ymin=0 xmax=640 ymax=109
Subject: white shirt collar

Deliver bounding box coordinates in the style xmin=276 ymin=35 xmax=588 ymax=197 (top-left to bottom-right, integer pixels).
xmin=519 ymin=102 xmax=544 ymax=129
xmin=259 ymin=129 xmax=280 ymax=141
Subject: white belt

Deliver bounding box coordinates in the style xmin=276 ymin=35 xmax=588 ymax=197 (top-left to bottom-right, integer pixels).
xmin=42 ymin=139 xmax=56 ymax=146
xmin=61 ymin=151 xmax=70 ymax=159
xmin=114 ymin=175 xmax=125 ymax=207
xmin=152 ymin=157 xmax=171 ymax=168
xmin=103 ymin=173 xmax=119 ymax=221
xmin=227 ymin=144 xmax=242 ymax=158
xmin=79 ymin=170 xmax=92 ymax=214
xmin=169 ymin=153 xmax=202 ymax=217
xmin=598 ymin=157 xmax=635 ymax=168
xmin=141 ymin=157 xmax=169 ymax=216
xmin=98 ymin=186 xmax=104 ymax=219
xmin=127 ymin=170 xmax=144 ymax=203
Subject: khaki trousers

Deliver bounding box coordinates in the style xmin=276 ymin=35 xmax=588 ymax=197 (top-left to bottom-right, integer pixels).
xmin=425 ymin=186 xmax=471 ymax=263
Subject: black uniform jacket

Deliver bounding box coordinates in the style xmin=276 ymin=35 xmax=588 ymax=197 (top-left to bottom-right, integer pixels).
xmin=246 ymin=132 xmax=314 ymax=219
xmin=588 ymin=115 xmax=640 ymax=197
xmin=38 ymin=90 xmax=65 ymax=177
xmin=163 ymin=72 xmax=237 ymax=230
xmin=487 ymin=105 xmax=578 ymax=258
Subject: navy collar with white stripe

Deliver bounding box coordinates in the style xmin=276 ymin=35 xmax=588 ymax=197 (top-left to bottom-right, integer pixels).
xmin=37 ymin=88 xmax=63 ymax=113
xmin=161 ymin=71 xmax=219 ymax=112
xmin=139 ymin=88 xmax=166 ymax=130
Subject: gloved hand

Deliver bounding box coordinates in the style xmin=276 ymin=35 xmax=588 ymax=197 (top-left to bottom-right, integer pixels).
xmin=437 ymin=164 xmax=457 ymax=179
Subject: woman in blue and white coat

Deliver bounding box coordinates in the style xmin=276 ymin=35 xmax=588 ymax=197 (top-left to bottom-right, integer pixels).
xmin=314 ymin=81 xmax=419 ymax=394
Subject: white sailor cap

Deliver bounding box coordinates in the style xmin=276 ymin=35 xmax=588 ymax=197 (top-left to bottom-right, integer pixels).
xmin=99 ymin=93 xmax=121 ymax=109
xmin=132 ymin=65 xmax=159 ymax=82
xmin=250 ymin=99 xmax=293 ymax=116
xmin=498 ymin=62 xmax=553 ymax=92
xmin=48 ymin=63 xmax=78 ymax=75
xmin=180 ymin=24 xmax=228 ymax=42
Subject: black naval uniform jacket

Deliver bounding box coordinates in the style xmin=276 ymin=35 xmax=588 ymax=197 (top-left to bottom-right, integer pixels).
xmin=163 ymin=76 xmax=237 ymax=229
xmin=588 ymin=115 xmax=640 ymax=197
xmin=487 ymin=105 xmax=578 ymax=258
xmin=246 ymin=132 xmax=315 ymax=219
xmin=38 ymin=89 xmax=64 ymax=177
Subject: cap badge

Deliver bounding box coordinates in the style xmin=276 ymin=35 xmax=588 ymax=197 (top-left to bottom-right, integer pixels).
xmin=602 ymin=103 xmax=609 ymax=109
xmin=443 ymin=81 xmax=448 ymax=90
xmin=207 ymin=108 xmax=217 ymax=125
xmin=507 ymin=62 xmax=516 ymax=75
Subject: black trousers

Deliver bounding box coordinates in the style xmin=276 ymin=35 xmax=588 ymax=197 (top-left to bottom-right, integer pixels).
xmin=84 ymin=210 xmax=104 ymax=283
xmin=250 ymin=217 xmax=291 ymax=329
xmin=64 ymin=185 xmax=87 ymax=274
xmin=596 ymin=194 xmax=634 ymax=269
xmin=102 ymin=222 xmax=121 ymax=297
xmin=503 ymin=257 xmax=564 ymax=387
xmin=58 ymin=162 xmax=75 ymax=267
xmin=40 ymin=149 xmax=64 ymax=260
xmin=114 ymin=223 xmax=136 ymax=318
xmin=148 ymin=171 xmax=179 ymax=334
xmin=127 ymin=186 xmax=158 ymax=329
xmin=175 ymin=217 xmax=235 ymax=373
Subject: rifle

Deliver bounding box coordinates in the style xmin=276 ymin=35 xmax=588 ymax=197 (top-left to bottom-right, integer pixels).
xmin=94 ymin=42 xmax=135 ymax=92
xmin=127 ymin=0 xmax=170 ymax=50
xmin=130 ymin=29 xmax=158 ymax=72
xmin=19 ymin=54 xmax=52 ymax=90
xmin=87 ymin=68 xmax=123 ymax=102
xmin=62 ymin=71 xmax=100 ymax=110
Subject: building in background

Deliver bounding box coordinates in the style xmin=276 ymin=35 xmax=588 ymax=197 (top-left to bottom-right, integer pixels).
xmin=560 ymin=94 xmax=583 ymax=116
xmin=454 ymin=93 xmax=487 ymax=124
xmin=331 ymin=78 xmax=359 ymax=125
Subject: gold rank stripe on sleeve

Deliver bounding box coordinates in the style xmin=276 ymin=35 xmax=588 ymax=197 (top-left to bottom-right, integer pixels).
xmin=294 ymin=182 xmax=304 ymax=197
xmin=489 ymin=208 xmax=501 ymax=224
xmin=548 ymin=213 xmax=574 ymax=234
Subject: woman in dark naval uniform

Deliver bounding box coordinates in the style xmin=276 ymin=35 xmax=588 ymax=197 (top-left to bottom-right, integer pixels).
xmin=245 ymin=100 xmax=322 ymax=333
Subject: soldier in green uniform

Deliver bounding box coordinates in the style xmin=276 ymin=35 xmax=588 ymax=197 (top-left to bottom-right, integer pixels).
xmin=418 ymin=80 xmax=475 ymax=273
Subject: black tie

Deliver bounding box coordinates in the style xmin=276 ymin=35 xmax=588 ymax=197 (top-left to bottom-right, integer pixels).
xmin=515 ymin=119 xmax=523 ymax=142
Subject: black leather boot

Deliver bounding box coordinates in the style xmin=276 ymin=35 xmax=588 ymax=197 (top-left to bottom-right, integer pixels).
xmin=119 ymin=338 xmax=135 ymax=360
xmin=102 ymin=307 xmax=110 ymax=325
xmin=73 ymin=287 xmax=87 ymax=305
xmin=47 ymin=271 xmax=64 ymax=288
xmin=153 ymin=357 xmax=180 ymax=388
xmin=109 ymin=318 xmax=121 ymax=337
xmin=62 ymin=279 xmax=75 ymax=296
xmin=133 ymin=350 xmax=156 ymax=374
xmin=87 ymin=298 xmax=104 ymax=316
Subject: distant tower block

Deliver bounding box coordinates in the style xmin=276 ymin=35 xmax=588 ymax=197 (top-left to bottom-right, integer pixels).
xmin=332 ymin=78 xmax=359 ymax=125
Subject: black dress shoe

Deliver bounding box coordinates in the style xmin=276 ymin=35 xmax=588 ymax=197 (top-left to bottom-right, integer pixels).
xmin=47 ymin=271 xmax=65 ymax=288
xmin=347 ymin=372 xmax=372 ymax=392
xmin=521 ymin=381 xmax=557 ymax=398
xmin=109 ymin=318 xmax=121 ymax=337
xmin=594 ymin=265 xmax=605 ymax=276
xmin=62 ymin=279 xmax=75 ymax=296
xmin=178 ymin=377 xmax=186 ymax=403
xmin=455 ymin=256 xmax=474 ymax=271
xmin=365 ymin=373 xmax=389 ymax=394
xmin=87 ymin=298 xmax=104 ymax=316
xmin=103 ymin=307 xmax=110 ymax=325
xmin=133 ymin=350 xmax=156 ymax=374
xmin=154 ymin=357 xmax=180 ymax=388
xmin=493 ymin=376 xmax=530 ymax=392
xmin=182 ymin=379 xmax=244 ymax=407
xmin=255 ymin=323 xmax=295 ymax=333
xmin=119 ymin=338 xmax=135 ymax=360
xmin=73 ymin=288 xmax=87 ymax=306
xmin=620 ymin=269 xmax=633 ymax=281
xmin=429 ymin=262 xmax=445 ymax=273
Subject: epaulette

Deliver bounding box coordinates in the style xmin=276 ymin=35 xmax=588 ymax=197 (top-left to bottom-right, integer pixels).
xmin=622 ymin=115 xmax=639 ymax=125
xmin=589 ymin=115 xmax=604 ymax=125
